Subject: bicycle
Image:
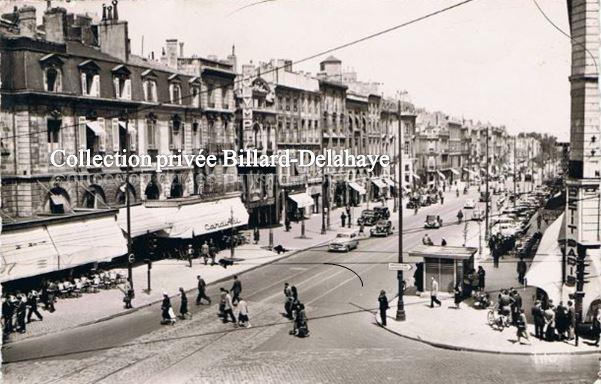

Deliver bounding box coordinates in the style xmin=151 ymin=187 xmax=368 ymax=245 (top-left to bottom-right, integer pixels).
xmin=487 ymin=303 xmax=511 ymax=331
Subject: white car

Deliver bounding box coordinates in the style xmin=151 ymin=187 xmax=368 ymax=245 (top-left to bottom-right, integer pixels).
xmin=464 ymin=199 xmax=476 ymax=209
xmin=328 ymin=230 xmax=359 ymax=252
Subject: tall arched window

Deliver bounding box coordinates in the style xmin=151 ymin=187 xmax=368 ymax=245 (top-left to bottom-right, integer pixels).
xmin=82 ymin=184 xmax=106 ymax=209
xmin=170 ymin=176 xmax=183 ymax=198
xmin=116 ymin=183 xmax=136 ymax=205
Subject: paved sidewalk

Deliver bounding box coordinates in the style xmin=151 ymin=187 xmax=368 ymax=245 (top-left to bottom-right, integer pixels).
xmin=3 ymin=197 xmax=398 ymax=344
xmin=376 ymin=295 xmax=599 ymax=355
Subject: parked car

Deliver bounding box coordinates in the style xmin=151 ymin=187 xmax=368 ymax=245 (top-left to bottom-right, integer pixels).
xmin=357 ymin=210 xmax=378 ymax=226
xmin=424 ymin=215 xmax=442 ymax=229
xmin=370 ymin=220 xmax=393 ymax=237
xmin=328 ymin=230 xmax=359 ymax=252
xmin=373 ymin=206 xmax=390 ymax=220
xmin=464 ymin=199 xmax=476 ymax=209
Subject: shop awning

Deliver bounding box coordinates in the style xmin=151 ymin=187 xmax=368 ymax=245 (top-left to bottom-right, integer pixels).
xmin=436 ymin=171 xmax=446 ymax=180
xmin=0 ymin=227 xmax=59 ymax=283
xmin=383 ymin=178 xmax=396 ymax=187
xmin=45 ymin=215 xmax=128 ymax=269
xmin=117 ymin=205 xmax=171 ymax=237
xmin=308 ymin=185 xmax=322 ymax=196
xmin=86 ymin=121 xmax=104 ymax=136
xmin=162 ymin=197 xmax=249 ymax=239
xmin=411 ymin=173 xmax=421 ymax=180
xmin=288 ymin=192 xmax=314 ymax=209
xmin=406 ymin=244 xmax=478 ymax=264
xmin=348 ymin=182 xmax=366 ymax=195
xmin=450 ymin=168 xmax=460 ymax=175
xmin=525 ymin=214 xmax=565 ymax=305
xmin=371 ymin=178 xmax=387 ymax=189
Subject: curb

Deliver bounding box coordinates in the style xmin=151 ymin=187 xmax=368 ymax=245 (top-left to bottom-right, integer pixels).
xmin=4 ymin=237 xmax=336 ymax=346
xmin=373 ymin=312 xmax=600 ymax=357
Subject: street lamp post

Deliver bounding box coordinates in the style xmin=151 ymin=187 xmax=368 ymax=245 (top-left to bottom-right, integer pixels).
xmin=123 ymin=109 xmax=133 ymax=290
xmin=396 ymin=100 xmax=406 ymax=322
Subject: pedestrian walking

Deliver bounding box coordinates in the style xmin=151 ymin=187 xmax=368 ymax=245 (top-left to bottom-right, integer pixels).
xmin=208 ymin=239 xmax=217 ymax=266
xmin=566 ymin=300 xmax=575 ymax=341
xmin=531 ymin=300 xmax=545 ymax=339
xmin=161 ymin=292 xmax=176 ymax=325
xmin=440 ymin=195 xmax=444 ymax=205
xmin=219 ymin=288 xmax=227 ymax=318
xmin=15 ymin=294 xmax=27 ymax=333
xmin=237 ymin=297 xmax=250 ymax=328
xmin=544 ymin=301 xmax=557 ymax=342
xmin=253 ymin=227 xmax=260 ymax=245
xmin=231 ymin=275 xmax=242 ymax=305
xmin=284 ymin=283 xmax=293 ymax=319
xmin=2 ymin=296 xmax=15 ymax=335
xmin=422 ymin=234 xmax=433 ymax=246
xmin=457 ymin=209 xmax=463 ymax=223
xmin=46 ymin=281 xmax=56 ymax=312
xmin=441 ymin=238 xmax=447 ymax=246
xmin=414 ymin=205 xmax=419 ymax=215
xmin=26 ymin=290 xmax=43 ymax=323
xmin=430 ymin=277 xmax=441 ymax=308
xmin=187 ymin=244 xmax=194 ymax=268
xmin=477 ymin=266 xmax=486 ymax=291
xmin=516 ymin=308 xmax=530 ymax=345
xmin=359 ymin=221 xmax=365 ymax=234
xmin=179 ymin=287 xmax=190 ymax=319
xmin=378 ymin=290 xmax=389 ymax=326
xmin=510 ymin=289 xmax=522 ymax=325
xmin=195 ymin=275 xmax=211 ymax=305
xmin=517 ymin=257 xmax=527 ymax=284
xmin=201 ymin=241 xmax=209 ymax=265
xmin=285 ymin=216 xmax=291 ymax=232
xmin=453 ymin=284 xmax=462 ymax=309
xmin=290 ymin=303 xmax=309 ymax=337
xmin=340 ymin=212 xmax=347 ymax=228
xmin=223 ymin=289 xmax=237 ymax=324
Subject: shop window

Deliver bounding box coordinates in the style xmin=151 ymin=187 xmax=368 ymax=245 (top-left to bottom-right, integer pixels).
xmin=170 ymin=176 xmax=183 ymax=198
xmin=116 ymin=183 xmax=136 ymax=205
xmin=82 ymin=185 xmax=106 ymax=209
xmin=46 ymin=187 xmax=72 ymax=214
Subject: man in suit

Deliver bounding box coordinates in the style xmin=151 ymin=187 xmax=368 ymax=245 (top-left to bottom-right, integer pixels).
xmin=195 ymin=275 xmax=211 ymax=305
xmin=378 ymin=290 xmax=389 ymax=326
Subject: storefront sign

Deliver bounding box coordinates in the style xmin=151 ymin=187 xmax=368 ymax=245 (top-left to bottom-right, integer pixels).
xmin=205 ymin=216 xmax=243 ymax=232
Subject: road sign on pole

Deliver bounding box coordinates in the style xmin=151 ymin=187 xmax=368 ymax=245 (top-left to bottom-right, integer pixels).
xmin=388 ymin=263 xmax=413 ymax=272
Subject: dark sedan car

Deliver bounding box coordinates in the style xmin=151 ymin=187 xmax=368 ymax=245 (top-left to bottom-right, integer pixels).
xmin=370 ymin=220 xmax=393 ymax=237
xmin=357 ymin=210 xmax=378 ymax=226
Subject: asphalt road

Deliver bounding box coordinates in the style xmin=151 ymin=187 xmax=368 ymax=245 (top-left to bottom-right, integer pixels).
xmin=2 ymin=188 xmax=597 ymax=384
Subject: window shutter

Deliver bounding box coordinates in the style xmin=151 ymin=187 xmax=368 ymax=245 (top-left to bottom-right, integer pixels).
xmin=168 ymin=120 xmax=174 ymax=149
xmin=138 ymin=119 xmax=146 ymax=152
xmin=92 ymin=74 xmax=100 ymax=97
xmin=180 ymin=122 xmax=186 ymax=150
xmin=142 ymin=81 xmax=148 ymax=101
xmin=112 ymin=118 xmax=120 ymax=152
xmin=114 ymin=77 xmax=120 ymax=98
xmin=78 ymin=116 xmax=87 ymax=150
xmin=80 ymin=73 xmax=87 ymax=95
xmin=98 ymin=117 xmax=106 ymax=152
xmin=124 ymin=79 xmax=132 ymax=100
xmin=152 ymin=82 xmax=158 ymax=102
xmin=129 ymin=120 xmax=137 ymax=151
xmin=169 ymin=84 xmax=173 ymax=103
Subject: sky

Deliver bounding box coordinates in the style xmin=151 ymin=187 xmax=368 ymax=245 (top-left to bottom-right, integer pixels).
xmin=3 ymin=0 xmax=572 ymax=140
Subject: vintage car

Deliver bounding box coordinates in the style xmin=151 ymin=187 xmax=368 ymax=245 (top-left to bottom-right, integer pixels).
xmin=424 ymin=215 xmax=442 ymax=229
xmin=357 ymin=209 xmax=378 ymax=226
xmin=373 ymin=206 xmax=390 ymax=220
xmin=464 ymin=199 xmax=476 ymax=209
xmin=370 ymin=220 xmax=393 ymax=237
xmin=328 ymin=230 xmax=360 ymax=252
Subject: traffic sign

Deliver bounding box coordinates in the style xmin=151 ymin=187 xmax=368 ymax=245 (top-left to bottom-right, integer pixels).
xmin=388 ymin=263 xmax=413 ymax=271
xmin=128 ymin=253 xmax=135 ymax=264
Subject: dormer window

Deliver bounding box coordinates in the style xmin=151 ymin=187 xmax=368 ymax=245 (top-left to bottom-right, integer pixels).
xmin=141 ymin=69 xmax=158 ymax=102
xmin=168 ymin=74 xmax=182 ymax=104
xmin=78 ymin=60 xmax=100 ymax=97
xmin=39 ymin=54 xmax=63 ymax=93
xmin=112 ymin=65 xmax=131 ymax=100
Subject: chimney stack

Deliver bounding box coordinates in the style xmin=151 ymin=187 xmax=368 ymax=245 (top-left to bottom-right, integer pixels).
xmin=179 ymin=42 xmax=184 ymax=58
xmin=18 ymin=6 xmax=37 ymax=38
xmin=43 ymin=7 xmax=67 ymax=44
xmin=165 ymin=39 xmax=178 ymax=69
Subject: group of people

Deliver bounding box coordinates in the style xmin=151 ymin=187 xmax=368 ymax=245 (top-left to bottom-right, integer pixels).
xmin=531 ymin=299 xmax=576 ymax=343
xmin=284 ymin=283 xmax=309 ymax=337
xmin=2 ymin=270 xmax=125 ymax=337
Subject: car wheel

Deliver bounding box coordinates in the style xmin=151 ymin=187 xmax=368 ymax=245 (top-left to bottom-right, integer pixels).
xmin=346 ymin=245 xmax=350 ymax=252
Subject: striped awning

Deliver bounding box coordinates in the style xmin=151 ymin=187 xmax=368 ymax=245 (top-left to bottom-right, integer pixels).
xmin=436 ymin=171 xmax=446 ymax=180
xmin=348 ymin=182 xmax=366 ymax=195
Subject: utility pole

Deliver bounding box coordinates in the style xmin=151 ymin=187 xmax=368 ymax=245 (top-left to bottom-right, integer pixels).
xmin=230 ymin=206 xmax=235 ymax=259
xmin=321 ymin=169 xmax=327 ymax=235
xmin=396 ymin=100 xmax=406 ymax=322
xmin=513 ymin=136 xmax=517 ymax=207
xmin=485 ymin=126 xmax=490 ymax=241
xmin=124 ymin=110 xmax=133 ymax=290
